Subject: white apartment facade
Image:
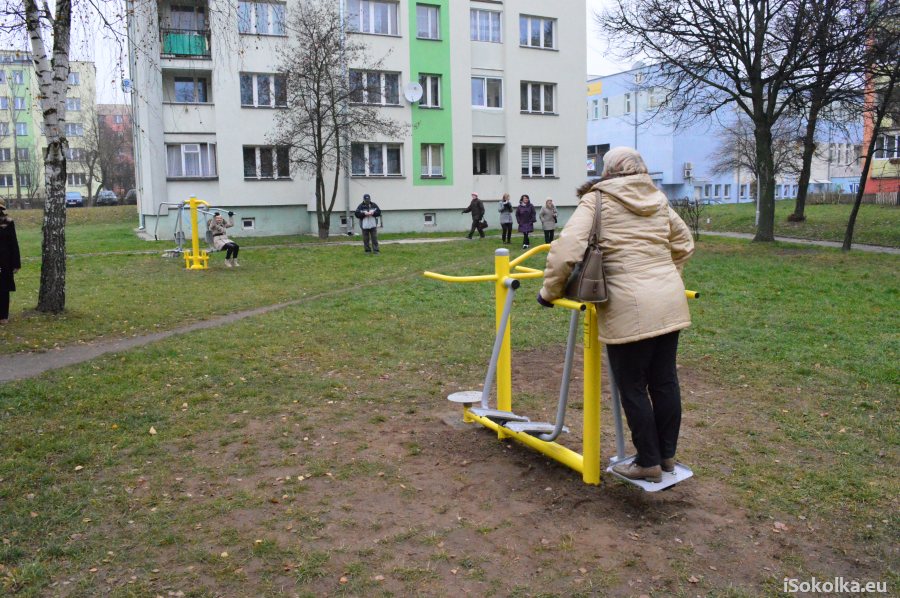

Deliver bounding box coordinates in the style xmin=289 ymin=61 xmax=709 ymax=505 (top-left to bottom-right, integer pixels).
xmin=129 ymin=0 xmax=587 ymax=236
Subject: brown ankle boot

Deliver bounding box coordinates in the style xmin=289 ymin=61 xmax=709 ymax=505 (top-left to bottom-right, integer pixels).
xmin=662 ymin=458 xmax=675 ymax=473
xmin=612 ymin=461 xmax=662 ymax=483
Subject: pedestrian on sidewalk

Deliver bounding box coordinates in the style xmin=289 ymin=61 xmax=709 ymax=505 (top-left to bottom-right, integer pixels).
xmin=463 ymin=192 xmax=486 ymax=239
xmin=0 ymin=201 xmax=21 ymax=325
xmin=498 ymin=193 xmax=513 ymax=243
xmin=516 ymin=194 xmax=536 ymax=249
xmin=355 ymin=194 xmax=382 ymax=254
xmin=209 ymin=211 xmax=241 ymax=267
xmin=540 ymin=197 xmax=558 ymax=244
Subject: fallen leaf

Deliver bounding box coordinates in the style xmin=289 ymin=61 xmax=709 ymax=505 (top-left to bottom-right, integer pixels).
xmin=339 ymin=576 xmax=348 ymax=584
xmin=688 ymin=575 xmax=700 ymax=583
xmin=374 ymin=574 xmax=385 ymax=582
xmin=773 ymin=521 xmax=789 ymax=533
xmin=220 ymin=552 xmax=229 ymax=558
xmin=149 ymin=427 xmax=157 ymax=435
xmin=74 ymin=465 xmax=84 ymax=472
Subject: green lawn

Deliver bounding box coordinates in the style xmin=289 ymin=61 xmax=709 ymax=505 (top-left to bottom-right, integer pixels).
xmin=701 ymin=200 xmax=900 ymax=247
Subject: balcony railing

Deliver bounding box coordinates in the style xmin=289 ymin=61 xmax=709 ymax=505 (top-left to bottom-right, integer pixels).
xmin=160 ymin=28 xmax=211 ymax=58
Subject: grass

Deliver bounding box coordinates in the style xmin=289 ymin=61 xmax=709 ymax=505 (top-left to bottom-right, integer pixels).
xmin=0 ymin=208 xmax=897 ymax=595
xmin=701 ymin=200 xmax=900 ymax=247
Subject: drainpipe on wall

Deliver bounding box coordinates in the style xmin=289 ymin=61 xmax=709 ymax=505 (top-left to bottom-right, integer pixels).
xmin=126 ymin=0 xmax=145 ymax=230
xmin=339 ymin=1 xmax=351 ymax=235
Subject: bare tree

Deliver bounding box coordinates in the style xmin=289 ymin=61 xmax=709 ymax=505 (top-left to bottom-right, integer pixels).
xmin=20 ymin=150 xmax=42 ymax=206
xmin=709 ymin=112 xmax=804 ymax=182
xmin=96 ymin=107 xmax=134 ymax=196
xmin=270 ymin=0 xmax=407 ymax=238
xmin=81 ymin=104 xmax=102 ymax=205
xmin=599 ymin=0 xmax=825 ymax=242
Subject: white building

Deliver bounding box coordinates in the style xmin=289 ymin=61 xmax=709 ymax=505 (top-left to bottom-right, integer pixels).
xmin=129 ymin=0 xmax=587 ymax=236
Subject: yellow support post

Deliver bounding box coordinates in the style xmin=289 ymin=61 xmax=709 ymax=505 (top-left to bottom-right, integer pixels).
xmin=494 ymin=249 xmax=513 ymax=438
xmin=581 ymin=304 xmax=602 ymax=485
xmin=183 ymin=196 xmax=210 ymax=270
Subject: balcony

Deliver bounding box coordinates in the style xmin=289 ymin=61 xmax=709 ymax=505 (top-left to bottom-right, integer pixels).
xmin=160 ymin=28 xmax=211 ymax=59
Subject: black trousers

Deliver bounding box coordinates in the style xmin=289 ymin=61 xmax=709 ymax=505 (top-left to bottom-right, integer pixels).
xmin=223 ymin=242 xmax=239 ymax=259
xmin=606 ymin=331 xmax=682 ymax=468
xmin=522 ymin=232 xmax=531 ymax=246
xmin=467 ymin=221 xmax=485 ymax=238
xmin=362 ymin=228 xmax=379 ymax=252
xmin=544 ymin=230 xmax=555 ymax=244
xmin=0 ymin=290 xmax=9 ymax=320
xmin=501 ymin=223 xmax=512 ymax=242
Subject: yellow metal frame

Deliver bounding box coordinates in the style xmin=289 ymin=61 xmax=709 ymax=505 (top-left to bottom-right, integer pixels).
xmin=183 ymin=196 xmax=210 ymax=270
xmin=425 ymin=245 xmax=697 ymax=486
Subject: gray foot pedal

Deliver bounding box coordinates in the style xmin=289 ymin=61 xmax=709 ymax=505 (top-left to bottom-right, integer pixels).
xmin=504 ymin=422 xmax=569 ymax=435
xmin=468 ymin=408 xmax=530 ymax=423
xmin=447 ymin=391 xmax=483 ymax=404
xmin=606 ymin=455 xmax=693 ymax=492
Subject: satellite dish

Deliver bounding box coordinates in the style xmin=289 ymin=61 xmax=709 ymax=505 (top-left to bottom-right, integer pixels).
xmin=404 ymin=82 xmax=423 ymax=103
xmin=122 ymin=78 xmax=134 ymax=94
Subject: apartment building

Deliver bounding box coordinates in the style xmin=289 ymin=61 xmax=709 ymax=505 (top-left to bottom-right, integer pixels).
xmin=129 ymin=0 xmax=587 ymax=236
xmin=0 ymin=51 xmax=96 ymax=208
xmin=587 ymin=67 xmax=862 ymax=203
xmin=97 ymin=104 xmax=137 ymax=198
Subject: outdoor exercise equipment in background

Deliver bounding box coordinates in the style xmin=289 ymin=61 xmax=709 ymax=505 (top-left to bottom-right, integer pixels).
xmin=424 ymin=246 xmax=699 ymax=491
xmin=153 ymin=196 xmax=240 ymax=270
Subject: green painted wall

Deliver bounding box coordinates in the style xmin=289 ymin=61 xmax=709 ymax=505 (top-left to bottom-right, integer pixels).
xmin=408 ymin=1 xmax=453 ymax=187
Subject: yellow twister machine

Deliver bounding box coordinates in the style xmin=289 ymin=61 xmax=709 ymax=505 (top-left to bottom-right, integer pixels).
xmin=183 ymin=196 xmax=210 ymax=270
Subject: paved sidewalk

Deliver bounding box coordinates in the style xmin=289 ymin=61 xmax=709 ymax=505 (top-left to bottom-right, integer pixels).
xmin=702 ymin=231 xmax=900 ymax=254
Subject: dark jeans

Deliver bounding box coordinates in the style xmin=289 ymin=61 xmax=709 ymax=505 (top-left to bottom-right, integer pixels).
xmin=467 ymin=221 xmax=485 ymax=238
xmin=0 ymin=290 xmax=9 ymax=320
xmin=224 ymin=242 xmax=239 ymax=259
xmin=522 ymin=232 xmax=530 ymax=246
xmin=606 ymin=331 xmax=682 ymax=468
xmin=501 ymin=223 xmax=512 ymax=242
xmin=363 ymin=228 xmax=379 ymax=252
xmin=544 ymin=230 xmax=555 ymax=244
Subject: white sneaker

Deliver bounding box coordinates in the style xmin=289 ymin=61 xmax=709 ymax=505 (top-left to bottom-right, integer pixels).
xmin=232 ymin=259 xmax=240 ymax=267
xmin=224 ymin=259 xmax=233 ymax=268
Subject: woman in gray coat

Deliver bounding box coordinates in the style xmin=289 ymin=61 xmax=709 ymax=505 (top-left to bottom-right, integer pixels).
xmin=498 ymin=193 xmax=513 ymax=243
xmin=539 ymin=198 xmax=558 ymax=244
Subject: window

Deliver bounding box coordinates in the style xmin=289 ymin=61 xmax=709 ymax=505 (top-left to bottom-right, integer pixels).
xmin=239 ymin=73 xmax=287 ymax=107
xmin=15 ymin=122 xmax=27 ymax=136
xmin=723 ymin=184 xmax=731 ymax=198
xmin=875 ymin=133 xmax=899 ymax=159
xmin=471 ymin=77 xmax=502 ymax=108
xmin=67 ymin=72 xmax=80 ymax=85
xmin=12 ymin=70 xmax=24 ymax=85
xmin=0 ymin=123 xmax=8 ymax=136
xmin=418 ymin=74 xmax=441 ymax=108
xmin=349 ymin=70 xmax=400 ymax=106
xmin=0 ymin=98 xmax=6 ymax=110
xmin=238 ymin=2 xmax=286 ymax=35
xmin=424 ymin=212 xmax=436 ymax=226
xmin=0 ymin=149 xmax=9 ymax=161
xmin=165 ymin=143 xmax=217 ymax=178
xmin=792 ymin=184 xmax=798 ymax=197
xmin=346 ymin=0 xmax=399 ymax=36
xmin=65 ymin=147 xmax=86 ymax=161
xmin=0 ymin=72 xmax=5 ymax=84
xmin=242 ymin=218 xmax=255 ymax=230
xmin=470 ymin=9 xmax=501 ymax=42
xmin=416 ymin=4 xmax=440 ymax=40
xmin=420 ymin=143 xmax=443 ymax=177
xmin=713 ymin=184 xmax=721 ymax=198
xmin=521 ymin=146 xmax=556 ymax=178
xmin=173 ymin=76 xmax=209 ymax=103
xmin=114 ymin=114 xmax=124 ymax=124
xmin=521 ymin=82 xmax=555 ymax=114
xmin=18 ymin=174 xmax=30 ymax=187
xmin=65 ymin=97 xmax=81 ymax=111
xmin=13 ymin=97 xmax=26 ymax=110
xmin=242 ymin=146 xmax=291 ymax=179
xmin=0 ymin=174 xmax=12 ymax=187
xmin=67 ymin=173 xmax=87 ymax=185
xmin=648 ymin=88 xmax=665 ymax=108
xmin=624 ymin=93 xmax=632 ymax=114
xmin=473 ymin=144 xmax=501 ymax=175
xmin=740 ymin=184 xmax=748 ymax=198
xmin=602 ymin=97 xmax=609 ymax=118
xmin=590 ymin=99 xmax=599 ymax=120
xmin=519 ymin=15 xmax=555 ymax=49
xmin=704 ymin=184 xmax=711 ymax=198
xmin=16 ymin=148 xmax=28 ymax=161
xmin=351 ymin=142 xmax=402 ymax=177
xmin=63 ymin=123 xmax=83 ymax=136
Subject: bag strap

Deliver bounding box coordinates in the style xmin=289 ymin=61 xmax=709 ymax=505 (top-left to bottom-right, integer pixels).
xmin=589 ymin=191 xmax=603 ymax=245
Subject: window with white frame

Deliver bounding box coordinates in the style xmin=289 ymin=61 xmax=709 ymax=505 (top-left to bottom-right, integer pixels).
xmin=704 ymin=184 xmax=711 ymax=198
xmin=349 ymin=70 xmax=400 ymax=106
xmin=15 ymin=122 xmax=27 ymax=136
xmin=521 ymin=146 xmax=556 ymax=178
xmin=67 ymin=172 xmax=87 ymax=185
xmin=0 ymin=123 xmax=8 ymax=136
xmin=740 ymin=184 xmax=748 ymax=198
xmin=724 ymin=184 xmax=731 ymax=198
xmin=0 ymin=174 xmax=13 ymax=187
xmin=471 ymin=76 xmax=502 ymax=108
xmin=647 ymin=87 xmax=666 ymax=108
xmin=238 ymin=1 xmax=286 ymax=35
xmin=0 ymin=148 xmax=10 ymax=161
xmin=67 ymin=71 xmax=79 ymax=85
xmin=0 ymin=71 xmax=6 ymax=84
xmin=114 ymin=114 xmax=124 ymax=124
xmin=624 ymin=93 xmax=632 ymax=114
xmin=590 ymin=99 xmax=599 ymax=120
xmin=65 ymin=97 xmax=81 ymax=111
xmin=420 ymin=143 xmax=443 ymax=177
xmin=240 ymin=73 xmax=287 ymax=107
xmin=242 ymin=217 xmax=255 ymax=230
xmin=63 ymin=123 xmax=83 ymax=136
xmin=424 ymin=212 xmax=436 ymax=226
xmin=165 ymin=143 xmax=217 ymax=178
xmin=65 ymin=147 xmax=86 ymax=161
xmin=470 ymin=9 xmax=501 ymax=42
xmin=602 ymin=97 xmax=609 ymax=118
xmin=351 ymin=142 xmax=402 ymax=177
xmin=416 ymin=4 xmax=440 ymax=39
xmin=13 ymin=97 xmax=26 ymax=110
xmin=0 ymin=98 xmax=7 ymax=110
xmin=242 ymin=146 xmax=291 ymax=179
xmin=346 ymin=0 xmax=399 ymax=36
xmin=418 ymin=74 xmax=441 ymax=108
xmin=520 ymin=82 xmax=555 ymax=114
xmin=12 ymin=70 xmax=24 ymax=85
xmin=519 ymin=15 xmax=555 ymax=49
xmin=473 ymin=144 xmax=502 ymax=175
xmin=18 ymin=174 xmax=30 ymax=187
xmin=713 ymin=184 xmax=721 ymax=198
xmin=16 ymin=148 xmax=28 ymax=161
xmin=874 ymin=133 xmax=899 ymax=159
xmin=174 ymin=76 xmax=209 ymax=103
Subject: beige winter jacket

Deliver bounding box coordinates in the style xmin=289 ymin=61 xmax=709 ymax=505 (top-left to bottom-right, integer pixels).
xmin=539 ymin=174 xmax=695 ymax=345
xmin=208 ymin=216 xmax=234 ymax=251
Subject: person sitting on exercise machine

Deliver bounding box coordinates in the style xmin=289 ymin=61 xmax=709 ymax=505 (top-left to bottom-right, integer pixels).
xmin=209 ymin=211 xmax=240 ymax=267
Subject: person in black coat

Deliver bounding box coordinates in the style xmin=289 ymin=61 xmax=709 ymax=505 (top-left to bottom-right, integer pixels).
xmin=0 ymin=200 xmax=22 ymax=324
xmin=354 ymin=193 xmax=382 ymax=254
xmin=462 ymin=192 xmax=486 ymax=239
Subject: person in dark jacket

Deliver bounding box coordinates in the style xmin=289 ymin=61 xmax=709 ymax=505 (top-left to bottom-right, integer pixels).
xmin=462 ymin=192 xmax=486 ymax=239
xmin=498 ymin=193 xmax=514 ymax=243
xmin=354 ymin=194 xmax=382 ymax=254
xmin=515 ymin=194 xmax=537 ymax=249
xmin=0 ymin=201 xmax=22 ymax=324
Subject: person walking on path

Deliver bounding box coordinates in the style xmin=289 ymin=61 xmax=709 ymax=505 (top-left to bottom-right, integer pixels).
xmin=515 ymin=194 xmax=537 ymax=249
xmin=208 ymin=211 xmax=241 ymax=267
xmin=498 ymin=193 xmax=514 ymax=243
xmin=536 ymin=147 xmax=695 ymax=483
xmin=0 ymin=201 xmax=21 ymax=325
xmin=540 ymin=197 xmax=558 ymax=244
xmin=463 ymin=192 xmax=486 ymax=239
xmin=355 ymin=194 xmax=382 ymax=254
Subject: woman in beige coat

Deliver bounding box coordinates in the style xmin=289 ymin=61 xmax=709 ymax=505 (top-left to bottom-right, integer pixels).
xmin=208 ymin=212 xmax=241 ymax=267
xmin=537 ymin=147 xmax=694 ymax=483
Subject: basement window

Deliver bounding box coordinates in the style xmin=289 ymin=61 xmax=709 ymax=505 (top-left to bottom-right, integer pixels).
xmin=241 ymin=217 xmax=255 ymax=230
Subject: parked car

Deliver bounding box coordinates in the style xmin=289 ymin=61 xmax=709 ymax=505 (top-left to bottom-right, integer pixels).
xmin=95 ymin=189 xmax=118 ymax=206
xmin=123 ymin=189 xmax=137 ymax=205
xmin=65 ymin=192 xmax=84 ymax=207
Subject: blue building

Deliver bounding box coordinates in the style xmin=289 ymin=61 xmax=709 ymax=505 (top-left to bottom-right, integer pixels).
xmin=586 ymin=67 xmax=861 ymax=203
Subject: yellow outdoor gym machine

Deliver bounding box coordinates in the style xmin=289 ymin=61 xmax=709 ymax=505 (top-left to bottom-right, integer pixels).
xmin=183 ymin=196 xmax=210 ymax=270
